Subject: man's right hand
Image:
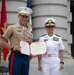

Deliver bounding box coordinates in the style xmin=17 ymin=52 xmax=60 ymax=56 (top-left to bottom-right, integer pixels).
xmin=13 ymin=45 xmax=21 ymax=52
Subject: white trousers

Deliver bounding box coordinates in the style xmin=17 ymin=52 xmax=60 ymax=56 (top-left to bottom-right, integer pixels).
xmin=41 ymin=58 xmax=61 ymax=75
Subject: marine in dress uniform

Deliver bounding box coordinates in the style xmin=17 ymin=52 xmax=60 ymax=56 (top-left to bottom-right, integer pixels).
xmin=0 ymin=7 xmax=33 ymax=75
xmin=38 ymin=18 xmax=64 ymax=75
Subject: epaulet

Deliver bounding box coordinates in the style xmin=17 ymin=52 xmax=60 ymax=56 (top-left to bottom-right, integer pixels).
xmin=55 ymin=34 xmax=60 ymax=37
xmin=41 ymin=34 xmax=46 ymax=37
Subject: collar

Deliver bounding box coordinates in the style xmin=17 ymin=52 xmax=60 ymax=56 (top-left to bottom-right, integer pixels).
xmin=46 ymin=34 xmax=55 ymax=38
xmin=16 ymin=23 xmax=27 ymax=30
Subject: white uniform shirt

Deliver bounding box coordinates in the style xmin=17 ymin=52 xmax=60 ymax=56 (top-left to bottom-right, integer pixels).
xmin=39 ymin=34 xmax=64 ymax=57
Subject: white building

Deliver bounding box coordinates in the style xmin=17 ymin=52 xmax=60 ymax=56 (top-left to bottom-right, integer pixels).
xmin=0 ymin=0 xmax=74 ymax=58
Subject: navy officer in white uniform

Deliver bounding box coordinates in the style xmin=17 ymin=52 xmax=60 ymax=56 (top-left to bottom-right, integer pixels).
xmin=38 ymin=18 xmax=64 ymax=75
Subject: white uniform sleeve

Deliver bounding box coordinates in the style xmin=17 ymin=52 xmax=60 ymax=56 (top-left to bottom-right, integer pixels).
xmin=59 ymin=37 xmax=65 ymax=50
xmin=39 ymin=37 xmax=43 ymax=42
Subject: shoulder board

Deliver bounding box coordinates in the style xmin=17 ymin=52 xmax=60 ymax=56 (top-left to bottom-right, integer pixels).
xmin=55 ymin=34 xmax=60 ymax=37
xmin=41 ymin=34 xmax=46 ymax=37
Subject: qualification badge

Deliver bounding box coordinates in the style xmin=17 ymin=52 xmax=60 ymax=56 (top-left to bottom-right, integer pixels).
xmin=53 ymin=37 xmax=59 ymax=41
xmin=44 ymin=39 xmax=48 ymax=42
xmin=17 ymin=30 xmax=22 ymax=32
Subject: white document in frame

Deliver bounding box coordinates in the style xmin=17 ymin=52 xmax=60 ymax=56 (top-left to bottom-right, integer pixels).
xmin=20 ymin=41 xmax=30 ymax=55
xmin=30 ymin=42 xmax=47 ymax=55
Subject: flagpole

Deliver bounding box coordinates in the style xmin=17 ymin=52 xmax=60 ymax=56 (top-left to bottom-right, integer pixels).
xmin=0 ymin=28 xmax=1 ymax=64
xmin=0 ymin=26 xmax=2 ymax=64
xmin=0 ymin=12 xmax=1 ymax=65
xmin=0 ymin=0 xmax=1 ymax=65
xmin=0 ymin=34 xmax=1 ymax=64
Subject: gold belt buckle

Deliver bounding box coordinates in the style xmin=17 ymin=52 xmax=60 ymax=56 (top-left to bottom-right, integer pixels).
xmin=48 ymin=54 xmax=51 ymax=57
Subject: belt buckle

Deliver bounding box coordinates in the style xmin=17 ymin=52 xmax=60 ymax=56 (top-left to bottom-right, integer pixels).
xmin=48 ymin=54 xmax=51 ymax=57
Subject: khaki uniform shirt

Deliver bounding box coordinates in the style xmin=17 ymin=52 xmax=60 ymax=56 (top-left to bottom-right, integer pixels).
xmin=2 ymin=23 xmax=31 ymax=46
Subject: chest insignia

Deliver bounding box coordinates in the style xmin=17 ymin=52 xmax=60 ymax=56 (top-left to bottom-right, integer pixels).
xmin=53 ymin=37 xmax=59 ymax=41
xmin=17 ymin=30 xmax=22 ymax=32
xmin=44 ymin=39 xmax=48 ymax=42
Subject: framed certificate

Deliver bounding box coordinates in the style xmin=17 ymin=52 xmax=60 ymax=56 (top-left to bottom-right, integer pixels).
xmin=20 ymin=41 xmax=47 ymax=56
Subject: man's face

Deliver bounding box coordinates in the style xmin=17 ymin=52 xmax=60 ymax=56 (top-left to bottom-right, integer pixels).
xmin=18 ymin=14 xmax=29 ymax=26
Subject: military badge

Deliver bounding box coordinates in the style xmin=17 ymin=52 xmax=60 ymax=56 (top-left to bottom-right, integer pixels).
xmin=44 ymin=39 xmax=48 ymax=42
xmin=17 ymin=30 xmax=22 ymax=32
xmin=48 ymin=20 xmax=52 ymax=24
xmin=53 ymin=37 xmax=59 ymax=41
